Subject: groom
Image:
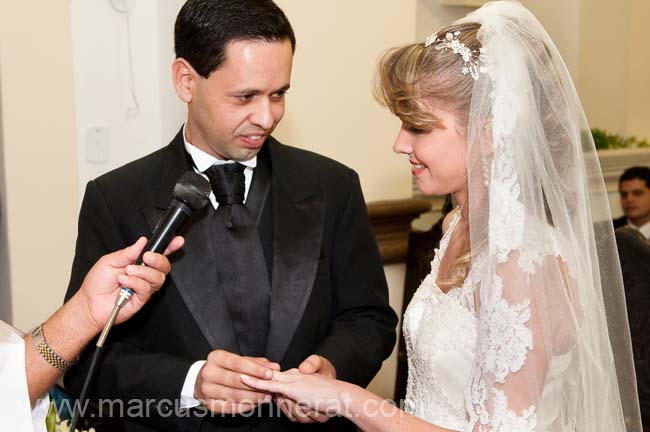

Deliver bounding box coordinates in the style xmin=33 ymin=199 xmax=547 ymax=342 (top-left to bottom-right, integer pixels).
xmin=63 ymin=0 xmax=397 ymax=431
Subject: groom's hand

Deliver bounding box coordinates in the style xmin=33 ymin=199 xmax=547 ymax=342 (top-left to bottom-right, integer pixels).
xmin=299 ymin=354 xmax=336 ymax=379
xmin=194 ymin=350 xmax=280 ymax=414
xmin=276 ymin=354 xmax=337 ymax=423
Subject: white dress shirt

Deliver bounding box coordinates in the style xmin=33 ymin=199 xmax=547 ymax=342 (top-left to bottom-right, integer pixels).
xmin=0 ymin=321 xmax=49 ymax=431
xmin=183 ymin=124 xmax=256 ymax=210
xmin=179 ymin=125 xmax=257 ymax=409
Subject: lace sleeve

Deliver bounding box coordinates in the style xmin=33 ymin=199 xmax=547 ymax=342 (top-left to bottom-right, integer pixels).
xmin=465 ymin=246 xmax=578 ymax=432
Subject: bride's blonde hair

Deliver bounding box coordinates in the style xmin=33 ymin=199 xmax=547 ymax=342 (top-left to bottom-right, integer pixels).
xmin=373 ymin=22 xmax=481 ymax=290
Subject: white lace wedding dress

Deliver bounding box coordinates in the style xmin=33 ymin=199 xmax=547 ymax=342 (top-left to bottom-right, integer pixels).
xmin=402 ymin=210 xmax=580 ymax=432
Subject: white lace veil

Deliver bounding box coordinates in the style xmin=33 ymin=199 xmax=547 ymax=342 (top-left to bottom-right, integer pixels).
xmin=447 ymin=1 xmax=642 ymax=430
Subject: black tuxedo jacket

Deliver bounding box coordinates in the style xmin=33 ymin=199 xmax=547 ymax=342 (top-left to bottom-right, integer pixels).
xmin=64 ymin=131 xmax=397 ymax=431
xmin=616 ymin=227 xmax=650 ymax=430
xmin=613 ymin=216 xmax=627 ymax=230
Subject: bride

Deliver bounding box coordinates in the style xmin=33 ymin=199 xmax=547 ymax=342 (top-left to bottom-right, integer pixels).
xmin=242 ymin=1 xmax=642 ymax=431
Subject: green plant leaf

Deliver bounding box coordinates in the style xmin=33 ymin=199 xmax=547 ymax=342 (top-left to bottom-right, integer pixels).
xmin=46 ymin=401 xmax=58 ymax=432
xmin=591 ymin=128 xmax=650 ymax=150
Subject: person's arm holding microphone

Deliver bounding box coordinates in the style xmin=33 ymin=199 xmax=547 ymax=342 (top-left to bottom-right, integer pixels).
xmin=21 ymin=235 xmax=184 ymax=405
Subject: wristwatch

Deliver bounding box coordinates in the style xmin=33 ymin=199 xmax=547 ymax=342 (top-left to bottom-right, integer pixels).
xmin=32 ymin=323 xmax=76 ymax=372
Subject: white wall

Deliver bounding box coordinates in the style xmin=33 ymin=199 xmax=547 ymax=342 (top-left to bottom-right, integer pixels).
xmin=274 ymin=0 xmax=417 ymax=202
xmin=524 ymin=0 xmax=581 ymax=82
xmin=0 ymin=0 xmax=78 ymax=331
xmin=577 ymin=0 xmax=650 ymax=140
xmin=416 ymin=0 xmax=581 ymax=84
xmin=578 ymin=0 xmax=628 ymax=137
xmin=70 ymin=0 xmax=186 ymax=203
xmin=157 ymin=0 xmax=188 ymax=143
xmin=626 ymin=0 xmax=650 ymax=140
xmin=417 ymin=0 xmax=473 ymax=42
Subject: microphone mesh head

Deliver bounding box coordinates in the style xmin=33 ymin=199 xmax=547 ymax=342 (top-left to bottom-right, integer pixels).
xmin=173 ymin=171 xmax=211 ymax=210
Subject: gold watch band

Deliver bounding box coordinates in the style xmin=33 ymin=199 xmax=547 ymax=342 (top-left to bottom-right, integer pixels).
xmin=32 ymin=323 xmax=76 ymax=372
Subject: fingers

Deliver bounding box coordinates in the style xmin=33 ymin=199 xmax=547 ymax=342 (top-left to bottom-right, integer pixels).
xmin=122 ymin=236 xmax=148 ymax=263
xmin=163 ymin=236 xmax=185 ymax=256
xmin=274 ymin=395 xmax=331 ymax=424
xmin=240 ymin=374 xmax=279 ymax=393
xmin=118 ymin=265 xmax=165 ymax=296
xmin=202 ymin=367 xmax=267 ymax=394
xmin=298 ymin=354 xmax=322 ymax=374
xmin=196 ymin=350 xmax=278 ymax=412
xmin=120 ymin=237 xmax=179 ymax=295
xmin=275 ymin=397 xmax=293 ymax=419
xmin=307 ymin=410 xmax=332 ymax=423
xmin=117 ymin=273 xmax=155 ymax=302
xmin=107 ymin=234 xmax=183 ymax=272
xmin=209 ymin=350 xmax=275 ymax=380
xmin=198 ymin=381 xmax=272 ymax=404
xmin=245 ymin=356 xmax=281 ymax=371
xmin=275 ymin=397 xmax=297 ymax=422
xmin=140 ymin=253 xmax=171 ymax=276
xmin=244 ymin=373 xmax=331 ymax=424
xmin=275 ymin=397 xmax=315 ymax=424
xmin=240 ymin=370 xmax=303 ymax=395
xmin=299 ymin=354 xmax=336 ymax=379
xmin=101 ymin=237 xmax=147 ymax=268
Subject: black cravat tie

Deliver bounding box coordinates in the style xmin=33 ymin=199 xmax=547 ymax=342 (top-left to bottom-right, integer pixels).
xmin=204 ymin=162 xmax=270 ymax=357
xmin=205 ymin=163 xmax=247 ymax=228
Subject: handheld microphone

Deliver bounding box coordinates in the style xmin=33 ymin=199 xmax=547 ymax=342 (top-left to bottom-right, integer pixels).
xmin=137 ymin=170 xmax=213 ymax=258
xmin=69 ymin=171 xmax=211 ymax=431
xmin=117 ymin=171 xmax=213 ymax=301
xmin=101 ymin=171 xmax=212 ymax=344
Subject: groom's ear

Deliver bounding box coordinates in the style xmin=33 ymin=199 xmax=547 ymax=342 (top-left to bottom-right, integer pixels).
xmin=172 ymin=58 xmax=198 ymax=104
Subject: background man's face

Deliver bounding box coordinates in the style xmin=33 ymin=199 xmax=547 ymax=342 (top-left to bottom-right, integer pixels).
xmin=619 ymin=178 xmax=650 ymax=225
xmin=186 ymin=39 xmax=293 ymax=161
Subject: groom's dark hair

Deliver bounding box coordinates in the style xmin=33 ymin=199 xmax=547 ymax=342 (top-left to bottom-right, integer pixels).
xmin=174 ymin=0 xmax=296 ymax=78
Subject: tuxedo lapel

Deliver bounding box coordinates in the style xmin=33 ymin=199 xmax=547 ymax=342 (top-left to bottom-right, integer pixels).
xmin=142 ymin=129 xmax=239 ymax=351
xmin=264 ymin=138 xmax=325 ymax=362
xmin=152 ymin=130 xmax=191 ymax=210
xmin=141 ymin=133 xmax=325 ymax=356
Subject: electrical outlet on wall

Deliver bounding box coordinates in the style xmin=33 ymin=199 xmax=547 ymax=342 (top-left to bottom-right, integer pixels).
xmin=84 ymin=125 xmax=110 ymax=164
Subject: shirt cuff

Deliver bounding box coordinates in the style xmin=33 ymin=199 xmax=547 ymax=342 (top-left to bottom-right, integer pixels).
xmin=32 ymin=395 xmax=50 ymax=432
xmin=180 ymin=360 xmax=206 ymax=409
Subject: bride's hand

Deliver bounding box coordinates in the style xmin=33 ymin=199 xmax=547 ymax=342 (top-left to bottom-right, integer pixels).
xmin=241 ymin=369 xmax=348 ymax=416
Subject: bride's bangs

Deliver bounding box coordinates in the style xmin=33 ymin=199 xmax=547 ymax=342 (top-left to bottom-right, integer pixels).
xmin=373 ymin=44 xmax=440 ymax=131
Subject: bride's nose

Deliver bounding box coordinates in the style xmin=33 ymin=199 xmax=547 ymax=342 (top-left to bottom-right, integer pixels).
xmin=393 ymin=129 xmax=413 ymax=154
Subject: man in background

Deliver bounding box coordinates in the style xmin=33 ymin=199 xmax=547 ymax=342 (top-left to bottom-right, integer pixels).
xmin=614 ymin=166 xmax=650 ymax=240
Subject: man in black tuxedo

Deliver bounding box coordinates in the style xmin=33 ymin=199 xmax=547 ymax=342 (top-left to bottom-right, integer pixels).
xmin=63 ymin=0 xmax=397 ymax=430
xmin=613 ymin=166 xmax=650 ymax=239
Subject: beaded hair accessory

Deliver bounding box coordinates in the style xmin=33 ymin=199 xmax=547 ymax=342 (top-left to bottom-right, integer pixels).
xmin=425 ymin=31 xmax=487 ymax=80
